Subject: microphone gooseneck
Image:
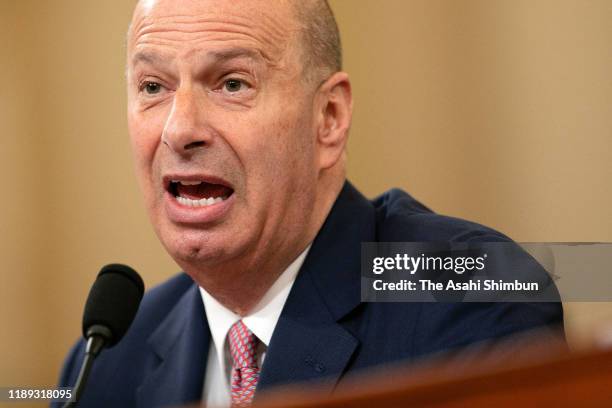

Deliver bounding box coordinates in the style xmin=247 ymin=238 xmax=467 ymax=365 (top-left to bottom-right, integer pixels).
xmin=63 ymin=264 xmax=144 ymax=408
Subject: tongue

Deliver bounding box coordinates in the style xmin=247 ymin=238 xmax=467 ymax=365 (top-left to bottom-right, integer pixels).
xmin=176 ymin=183 xmax=233 ymax=200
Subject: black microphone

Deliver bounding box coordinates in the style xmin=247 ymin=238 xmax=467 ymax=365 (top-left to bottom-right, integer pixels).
xmin=63 ymin=264 xmax=145 ymax=408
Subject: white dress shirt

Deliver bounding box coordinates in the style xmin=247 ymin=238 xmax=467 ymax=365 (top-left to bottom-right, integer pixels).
xmin=199 ymin=246 xmax=310 ymax=408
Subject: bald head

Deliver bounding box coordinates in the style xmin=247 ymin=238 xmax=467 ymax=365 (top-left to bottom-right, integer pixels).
xmin=130 ymin=0 xmax=342 ymax=83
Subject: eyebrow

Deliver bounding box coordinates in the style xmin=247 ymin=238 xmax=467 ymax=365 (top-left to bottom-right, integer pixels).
xmin=130 ymin=47 xmax=269 ymax=69
xmin=206 ymin=47 xmax=269 ymax=64
xmin=128 ymin=52 xmax=171 ymax=79
xmin=131 ymin=51 xmax=171 ymax=67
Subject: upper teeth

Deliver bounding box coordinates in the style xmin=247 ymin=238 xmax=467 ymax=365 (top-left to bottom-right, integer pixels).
xmin=176 ymin=196 xmax=226 ymax=207
xmin=173 ymin=180 xmax=202 ymax=186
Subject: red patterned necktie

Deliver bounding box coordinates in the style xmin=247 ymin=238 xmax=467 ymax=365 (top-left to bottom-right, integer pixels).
xmin=228 ymin=320 xmax=260 ymax=407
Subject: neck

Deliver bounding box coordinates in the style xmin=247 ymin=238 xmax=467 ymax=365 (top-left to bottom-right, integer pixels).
xmin=186 ymin=176 xmax=345 ymax=315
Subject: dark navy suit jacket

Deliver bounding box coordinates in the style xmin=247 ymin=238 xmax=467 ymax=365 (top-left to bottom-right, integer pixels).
xmin=55 ymin=182 xmax=563 ymax=407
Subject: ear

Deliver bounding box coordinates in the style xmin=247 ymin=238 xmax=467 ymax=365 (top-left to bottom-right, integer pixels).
xmin=315 ymin=72 xmax=353 ymax=170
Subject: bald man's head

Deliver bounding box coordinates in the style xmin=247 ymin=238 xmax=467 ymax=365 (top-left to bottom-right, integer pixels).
xmin=130 ymin=0 xmax=342 ymax=83
xmin=126 ymin=0 xmax=352 ymax=312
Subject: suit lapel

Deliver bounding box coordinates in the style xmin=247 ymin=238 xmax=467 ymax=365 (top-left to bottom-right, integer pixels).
xmin=257 ymin=182 xmax=376 ymax=396
xmin=136 ymin=284 xmax=210 ymax=408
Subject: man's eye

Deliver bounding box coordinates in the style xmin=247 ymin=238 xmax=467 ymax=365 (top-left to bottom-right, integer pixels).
xmin=142 ymin=82 xmax=162 ymax=95
xmin=224 ymin=79 xmax=245 ymax=93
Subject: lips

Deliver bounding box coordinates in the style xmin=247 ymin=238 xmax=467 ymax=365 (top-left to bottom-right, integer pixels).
xmin=162 ymin=175 xmax=235 ymax=223
xmin=168 ymin=179 xmax=234 ymax=207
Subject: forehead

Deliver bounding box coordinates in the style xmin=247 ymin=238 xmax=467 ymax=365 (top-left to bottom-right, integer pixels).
xmin=129 ymin=0 xmax=297 ymax=64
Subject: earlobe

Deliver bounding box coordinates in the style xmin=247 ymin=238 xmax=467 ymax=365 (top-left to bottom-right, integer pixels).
xmin=317 ymin=72 xmax=353 ymax=170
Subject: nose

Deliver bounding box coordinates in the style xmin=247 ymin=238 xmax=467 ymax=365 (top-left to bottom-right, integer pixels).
xmin=162 ymin=87 xmax=209 ymax=154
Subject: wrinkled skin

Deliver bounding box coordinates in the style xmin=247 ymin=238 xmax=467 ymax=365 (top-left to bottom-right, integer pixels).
xmin=127 ymin=0 xmax=352 ymax=314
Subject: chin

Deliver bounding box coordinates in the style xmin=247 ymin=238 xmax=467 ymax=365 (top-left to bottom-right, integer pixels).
xmin=161 ymin=227 xmax=238 ymax=268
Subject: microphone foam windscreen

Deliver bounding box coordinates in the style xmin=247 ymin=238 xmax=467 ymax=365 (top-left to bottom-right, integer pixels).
xmin=82 ymin=264 xmax=145 ymax=347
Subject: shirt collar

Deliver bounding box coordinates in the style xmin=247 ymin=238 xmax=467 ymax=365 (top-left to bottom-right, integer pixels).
xmin=199 ymin=245 xmax=311 ymax=358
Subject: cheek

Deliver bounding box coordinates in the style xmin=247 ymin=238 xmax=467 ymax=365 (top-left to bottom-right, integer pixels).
xmin=127 ymin=117 xmax=165 ymax=210
xmin=250 ymin=117 xmax=316 ymax=195
xmin=271 ymin=110 xmax=316 ymax=168
xmin=128 ymin=112 xmax=163 ymax=174
xmin=241 ymin=123 xmax=292 ymax=179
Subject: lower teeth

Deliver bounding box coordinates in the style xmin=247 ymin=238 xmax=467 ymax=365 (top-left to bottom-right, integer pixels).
xmin=176 ymin=196 xmax=225 ymax=207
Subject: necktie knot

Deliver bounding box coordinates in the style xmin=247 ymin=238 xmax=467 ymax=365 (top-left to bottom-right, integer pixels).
xmin=228 ymin=320 xmax=259 ymax=369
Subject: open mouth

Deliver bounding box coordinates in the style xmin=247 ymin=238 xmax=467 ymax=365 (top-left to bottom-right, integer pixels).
xmin=168 ymin=179 xmax=234 ymax=208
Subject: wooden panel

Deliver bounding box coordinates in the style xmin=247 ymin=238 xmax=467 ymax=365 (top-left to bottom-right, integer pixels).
xmin=253 ymin=336 xmax=612 ymax=408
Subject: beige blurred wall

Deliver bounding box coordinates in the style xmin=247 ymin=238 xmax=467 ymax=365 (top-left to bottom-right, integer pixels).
xmin=0 ymin=0 xmax=610 ymax=393
xmin=332 ymin=0 xmax=612 ymax=350
xmin=0 ymin=1 xmax=50 ymax=389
